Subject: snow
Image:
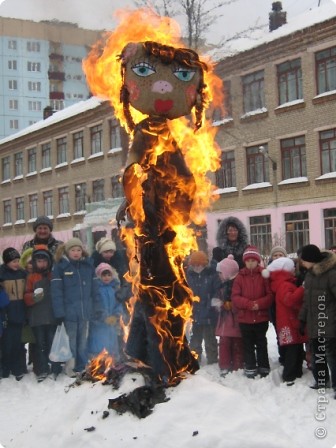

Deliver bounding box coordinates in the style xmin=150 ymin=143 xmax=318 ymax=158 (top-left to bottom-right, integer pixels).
xmin=316 ymin=172 xmax=336 ymax=180
xmin=0 ymin=329 xmax=335 ymax=448
xmin=213 ymin=187 xmax=238 ymax=195
xmin=278 ymin=177 xmax=308 ymax=185
xmin=242 ymin=182 xmax=272 ymax=191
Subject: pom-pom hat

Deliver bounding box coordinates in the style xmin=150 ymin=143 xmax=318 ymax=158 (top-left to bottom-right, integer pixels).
xmin=262 ymin=257 xmax=295 ymax=278
xmin=3 ymin=247 xmax=21 ymax=264
xmin=216 ymin=254 xmax=239 ymax=281
xmin=243 ymin=245 xmax=261 ymax=263
xmin=189 ymin=250 xmax=208 ymax=266
xmin=96 ymin=237 xmax=116 ymax=254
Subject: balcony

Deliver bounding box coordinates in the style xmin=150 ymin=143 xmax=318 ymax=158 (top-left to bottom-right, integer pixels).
xmin=49 ymin=53 xmax=64 ymax=61
xmin=49 ymin=91 xmax=65 ymax=100
xmin=48 ymin=71 xmax=65 ymax=81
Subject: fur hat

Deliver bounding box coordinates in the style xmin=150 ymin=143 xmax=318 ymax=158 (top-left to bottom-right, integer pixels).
xmin=243 ymin=245 xmax=261 ymax=263
xmin=262 ymin=257 xmax=294 ymax=278
xmin=300 ymin=244 xmax=324 ymax=263
xmin=95 ymin=262 xmax=118 ymax=279
xmin=33 ymin=215 xmax=53 ymax=232
xmin=216 ymin=254 xmax=239 ymax=280
xmin=3 ymin=247 xmax=21 ymax=264
xmin=270 ymin=245 xmax=287 ymax=259
xmin=65 ymin=238 xmax=83 ymax=253
xmin=189 ymin=250 xmax=208 ymax=266
xmin=95 ymin=237 xmax=116 ymax=254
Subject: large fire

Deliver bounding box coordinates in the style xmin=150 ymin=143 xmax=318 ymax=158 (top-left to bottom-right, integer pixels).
xmin=83 ymin=8 xmax=223 ymax=385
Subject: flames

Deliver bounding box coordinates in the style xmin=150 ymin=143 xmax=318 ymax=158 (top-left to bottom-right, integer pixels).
xmin=83 ymin=8 xmax=223 ymax=383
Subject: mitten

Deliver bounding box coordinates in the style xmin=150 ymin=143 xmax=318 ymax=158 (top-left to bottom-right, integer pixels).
xmin=105 ymin=315 xmax=118 ymax=326
xmin=223 ymin=301 xmax=232 ymax=311
xmin=33 ymin=288 xmax=44 ymax=303
xmin=211 ymin=298 xmax=222 ymax=311
xmin=299 ymin=321 xmax=306 ymax=336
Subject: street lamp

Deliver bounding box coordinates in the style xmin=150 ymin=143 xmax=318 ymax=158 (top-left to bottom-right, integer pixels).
xmin=258 ymin=146 xmax=277 ymax=171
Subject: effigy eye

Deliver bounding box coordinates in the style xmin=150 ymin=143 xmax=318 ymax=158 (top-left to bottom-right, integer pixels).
xmin=131 ymin=62 xmax=156 ymax=77
xmin=173 ymin=68 xmax=196 ymax=82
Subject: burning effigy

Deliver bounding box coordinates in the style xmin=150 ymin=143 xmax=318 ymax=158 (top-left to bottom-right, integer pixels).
xmin=83 ymin=8 xmax=223 ymax=387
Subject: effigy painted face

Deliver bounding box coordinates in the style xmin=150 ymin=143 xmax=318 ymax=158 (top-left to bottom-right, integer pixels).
xmin=121 ymin=42 xmax=203 ymax=120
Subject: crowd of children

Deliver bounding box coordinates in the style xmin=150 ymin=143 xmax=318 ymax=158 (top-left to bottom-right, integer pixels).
xmin=1 ymin=216 xmax=336 ymax=397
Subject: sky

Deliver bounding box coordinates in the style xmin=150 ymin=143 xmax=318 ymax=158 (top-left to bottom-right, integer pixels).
xmin=1 ymin=329 xmax=336 ymax=448
xmin=0 ymin=0 xmax=335 ymax=49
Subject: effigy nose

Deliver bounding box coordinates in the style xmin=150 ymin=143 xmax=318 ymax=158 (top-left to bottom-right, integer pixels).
xmin=152 ymin=80 xmax=173 ymax=93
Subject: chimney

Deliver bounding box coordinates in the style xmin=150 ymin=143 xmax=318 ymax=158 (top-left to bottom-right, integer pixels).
xmin=269 ymin=1 xmax=287 ymax=32
xmin=43 ymin=106 xmax=54 ymax=119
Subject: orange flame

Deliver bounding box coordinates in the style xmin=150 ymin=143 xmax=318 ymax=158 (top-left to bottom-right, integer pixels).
xmin=87 ymin=349 xmax=114 ymax=381
xmin=83 ymin=8 xmax=223 ymax=383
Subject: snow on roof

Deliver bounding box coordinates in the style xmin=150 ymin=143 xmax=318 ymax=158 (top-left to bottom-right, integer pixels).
xmin=212 ymin=2 xmax=336 ymax=60
xmin=0 ymin=96 xmax=107 ymax=145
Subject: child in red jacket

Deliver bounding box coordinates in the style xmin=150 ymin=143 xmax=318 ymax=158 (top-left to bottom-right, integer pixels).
xmin=232 ymin=246 xmax=273 ymax=378
xmin=262 ymin=257 xmax=306 ymax=386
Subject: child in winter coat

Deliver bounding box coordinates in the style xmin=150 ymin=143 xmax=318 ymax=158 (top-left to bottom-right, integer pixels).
xmin=263 ymin=257 xmax=306 ymax=386
xmin=298 ymin=244 xmax=336 ymax=394
xmin=51 ymin=238 xmax=101 ymax=375
xmin=0 ymin=285 xmax=10 ymax=378
xmin=24 ymin=245 xmax=60 ymax=382
xmin=215 ymin=255 xmax=243 ymax=376
xmin=232 ymin=245 xmax=273 ymax=378
xmin=88 ymin=263 xmax=123 ymax=360
xmin=186 ymin=251 xmax=221 ymax=365
xmin=0 ymin=247 xmax=27 ymax=380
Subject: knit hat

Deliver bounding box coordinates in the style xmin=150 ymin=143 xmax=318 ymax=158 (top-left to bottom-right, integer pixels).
xmin=300 ymin=244 xmax=324 ymax=263
xmin=32 ymin=244 xmax=53 ymax=269
xmin=243 ymin=245 xmax=261 ymax=263
xmin=95 ymin=237 xmax=116 ymax=254
xmin=33 ymin=215 xmax=53 ymax=232
xmin=95 ymin=262 xmax=115 ymax=279
xmin=216 ymin=254 xmax=239 ymax=280
xmin=189 ymin=250 xmax=208 ymax=266
xmin=65 ymin=237 xmax=83 ymax=252
xmin=19 ymin=247 xmax=34 ymax=270
xmin=2 ymin=247 xmax=21 ymax=264
xmin=262 ymin=257 xmax=294 ymax=278
xmin=270 ymin=245 xmax=287 ymax=259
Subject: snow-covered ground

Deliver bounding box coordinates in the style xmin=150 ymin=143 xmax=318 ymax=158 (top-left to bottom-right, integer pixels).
xmin=0 ymin=328 xmax=335 ymax=448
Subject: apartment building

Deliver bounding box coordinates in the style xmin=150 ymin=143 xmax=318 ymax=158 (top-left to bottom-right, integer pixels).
xmin=207 ymin=14 xmax=336 ymax=255
xmin=0 ymin=97 xmax=128 ymax=252
xmin=0 ymin=17 xmax=102 ymax=139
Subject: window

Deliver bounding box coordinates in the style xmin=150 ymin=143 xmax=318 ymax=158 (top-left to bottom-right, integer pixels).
xmin=43 ymin=191 xmax=53 ymax=216
xmin=316 ymin=46 xmax=336 ymax=95
xmin=249 ymin=215 xmax=272 ymax=257
xmin=212 ymin=80 xmax=232 ymax=121
xmin=319 ymin=128 xmax=336 ymax=174
xmin=92 ymin=179 xmax=105 ymax=202
xmin=42 ymin=143 xmax=51 ymax=169
xmin=10 ymin=120 xmax=19 ymax=130
xmin=111 ymin=175 xmax=123 ymax=198
xmin=28 ymin=81 xmax=41 ymax=92
xmin=28 ymin=101 xmax=41 ymax=111
xmin=8 ymin=80 xmax=18 ymax=90
xmin=277 ymin=58 xmax=303 ymax=104
xmin=56 ymin=137 xmax=67 ymax=164
xmin=90 ymin=124 xmax=102 ymax=154
xmin=73 ymin=131 xmax=84 ymax=159
xmin=50 ymin=100 xmax=64 ymax=111
xmin=242 ymin=70 xmax=265 ymax=113
xmin=8 ymin=40 xmax=17 ymax=50
xmin=27 ymin=41 xmax=40 ymax=52
xmin=4 ymin=200 xmax=12 ymax=224
xmin=281 ymin=136 xmax=306 ymax=179
xmin=8 ymin=60 xmax=17 ymax=70
xmin=75 ymin=183 xmax=87 ymax=211
xmin=285 ymin=211 xmax=309 ymax=253
xmin=28 ymin=148 xmax=37 ymax=173
xmin=109 ymin=119 xmax=121 ymax=149
xmin=9 ymin=99 xmax=18 ymax=110
xmin=58 ymin=187 xmax=69 ymax=214
xmin=246 ymin=144 xmax=269 ymax=184
xmin=29 ymin=194 xmax=38 ymax=219
xmin=324 ymin=208 xmax=336 ymax=249
xmin=2 ymin=157 xmax=10 ymax=181
xmin=16 ymin=197 xmax=25 ymax=221
xmin=14 ymin=152 xmax=23 ymax=177
xmin=215 ymin=150 xmax=236 ymax=188
xmin=27 ymin=61 xmax=41 ymax=72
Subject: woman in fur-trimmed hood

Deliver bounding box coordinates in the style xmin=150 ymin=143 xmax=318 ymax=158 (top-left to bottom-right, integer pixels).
xmin=216 ymin=216 xmax=249 ymax=268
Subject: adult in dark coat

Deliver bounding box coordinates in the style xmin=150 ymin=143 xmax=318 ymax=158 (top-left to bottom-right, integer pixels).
xmin=22 ymin=216 xmax=63 ymax=257
xmin=298 ymin=245 xmax=336 ymax=392
xmin=216 ymin=216 xmax=249 ymax=268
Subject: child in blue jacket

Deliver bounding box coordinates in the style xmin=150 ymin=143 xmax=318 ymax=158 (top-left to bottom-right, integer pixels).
xmin=88 ymin=263 xmax=123 ymax=361
xmin=51 ymin=238 xmax=101 ymax=375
